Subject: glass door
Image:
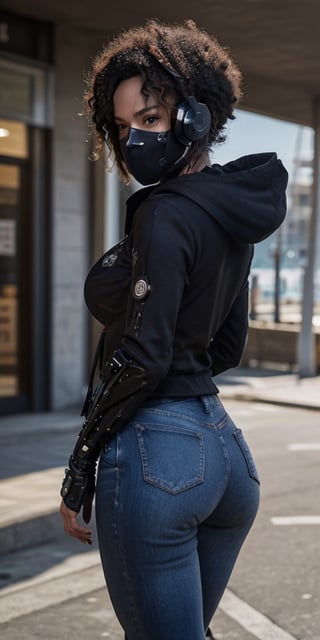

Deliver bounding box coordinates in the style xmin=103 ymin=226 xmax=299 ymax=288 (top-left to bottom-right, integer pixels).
xmin=0 ymin=43 xmax=53 ymax=414
xmin=0 ymin=120 xmax=30 ymax=410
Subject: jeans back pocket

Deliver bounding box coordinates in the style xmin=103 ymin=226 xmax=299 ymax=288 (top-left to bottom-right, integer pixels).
xmin=233 ymin=429 xmax=260 ymax=484
xmin=135 ymin=423 xmax=205 ymax=494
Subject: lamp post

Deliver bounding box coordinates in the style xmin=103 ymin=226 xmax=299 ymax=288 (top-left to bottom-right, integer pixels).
xmin=271 ymin=228 xmax=282 ymax=323
xmin=297 ymin=96 xmax=320 ymax=377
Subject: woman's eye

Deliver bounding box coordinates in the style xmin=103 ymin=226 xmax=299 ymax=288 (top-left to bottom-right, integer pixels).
xmin=117 ymin=124 xmax=128 ymax=137
xmin=144 ymin=116 xmax=159 ymax=125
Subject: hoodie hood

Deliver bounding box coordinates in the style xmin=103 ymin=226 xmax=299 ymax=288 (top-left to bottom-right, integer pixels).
xmin=146 ymin=152 xmax=288 ymax=244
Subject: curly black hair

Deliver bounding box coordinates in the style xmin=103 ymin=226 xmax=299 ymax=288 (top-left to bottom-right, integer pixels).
xmin=85 ymin=20 xmax=242 ymax=182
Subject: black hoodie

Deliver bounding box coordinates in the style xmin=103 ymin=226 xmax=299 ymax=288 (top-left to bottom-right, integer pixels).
xmin=85 ymin=152 xmax=288 ymax=397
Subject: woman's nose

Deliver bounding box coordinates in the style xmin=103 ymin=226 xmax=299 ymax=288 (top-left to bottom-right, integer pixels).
xmin=125 ymin=128 xmax=144 ymax=147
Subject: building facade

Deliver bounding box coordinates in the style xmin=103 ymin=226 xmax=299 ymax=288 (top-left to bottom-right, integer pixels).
xmin=0 ymin=10 xmax=128 ymax=414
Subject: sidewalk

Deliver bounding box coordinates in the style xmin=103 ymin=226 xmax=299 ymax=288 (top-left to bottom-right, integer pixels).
xmin=216 ymin=367 xmax=320 ymax=411
xmin=0 ymin=369 xmax=319 ymax=555
xmin=0 ymin=410 xmax=81 ymax=555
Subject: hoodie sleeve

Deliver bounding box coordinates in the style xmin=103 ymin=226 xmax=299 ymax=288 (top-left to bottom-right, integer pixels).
xmin=209 ymin=279 xmax=249 ymax=376
xmin=120 ymin=198 xmax=193 ymax=392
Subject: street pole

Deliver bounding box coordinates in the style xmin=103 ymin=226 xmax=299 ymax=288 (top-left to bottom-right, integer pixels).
xmin=274 ymin=229 xmax=282 ymax=323
xmin=297 ymin=96 xmax=320 ymax=377
xmin=104 ymin=161 xmax=120 ymax=250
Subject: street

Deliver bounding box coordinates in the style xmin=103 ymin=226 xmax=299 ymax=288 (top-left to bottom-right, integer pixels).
xmin=0 ymin=399 xmax=319 ymax=640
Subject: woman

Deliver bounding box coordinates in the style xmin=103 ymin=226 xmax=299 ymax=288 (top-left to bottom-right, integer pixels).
xmin=60 ymin=20 xmax=288 ymax=640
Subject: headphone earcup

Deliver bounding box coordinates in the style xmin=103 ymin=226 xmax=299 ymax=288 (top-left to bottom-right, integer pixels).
xmin=174 ymin=97 xmax=211 ymax=145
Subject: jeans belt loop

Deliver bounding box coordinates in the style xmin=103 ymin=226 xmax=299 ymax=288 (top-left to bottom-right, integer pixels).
xmin=199 ymin=395 xmax=211 ymax=414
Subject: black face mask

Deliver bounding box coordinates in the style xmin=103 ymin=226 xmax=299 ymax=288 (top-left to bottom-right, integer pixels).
xmin=120 ymin=128 xmax=189 ymax=185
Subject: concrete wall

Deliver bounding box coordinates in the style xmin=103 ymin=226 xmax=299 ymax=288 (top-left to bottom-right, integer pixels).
xmin=51 ymin=26 xmax=105 ymax=409
xmin=242 ymin=320 xmax=320 ymax=371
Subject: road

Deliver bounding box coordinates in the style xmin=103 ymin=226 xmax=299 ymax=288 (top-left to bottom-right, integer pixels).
xmin=0 ymin=400 xmax=319 ymax=640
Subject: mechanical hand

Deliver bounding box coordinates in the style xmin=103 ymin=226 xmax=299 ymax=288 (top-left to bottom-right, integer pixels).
xmin=60 ymin=454 xmax=97 ymax=519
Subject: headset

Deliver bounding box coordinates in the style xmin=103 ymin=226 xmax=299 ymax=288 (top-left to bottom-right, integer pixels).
xmin=174 ymin=96 xmax=211 ymax=146
xmin=153 ymin=58 xmax=211 ymax=146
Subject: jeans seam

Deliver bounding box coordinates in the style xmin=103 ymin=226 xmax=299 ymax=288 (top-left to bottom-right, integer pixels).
xmin=114 ymin=433 xmax=144 ymax=639
xmin=197 ymin=411 xmax=228 ymax=434
xmin=205 ymin=403 xmax=230 ymax=490
xmin=138 ymin=407 xmax=212 ymax=428
xmin=217 ymin=431 xmax=231 ymax=491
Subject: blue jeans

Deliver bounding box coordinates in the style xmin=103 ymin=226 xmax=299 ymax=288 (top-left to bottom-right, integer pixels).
xmin=95 ymin=395 xmax=260 ymax=640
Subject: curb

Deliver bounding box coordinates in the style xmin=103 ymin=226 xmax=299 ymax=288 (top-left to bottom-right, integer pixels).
xmin=0 ymin=413 xmax=80 ymax=439
xmin=0 ymin=511 xmax=63 ymax=555
xmin=224 ymin=391 xmax=320 ymax=411
xmin=0 ymin=508 xmax=98 ymax=556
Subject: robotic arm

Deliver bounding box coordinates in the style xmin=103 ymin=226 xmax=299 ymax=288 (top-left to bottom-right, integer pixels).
xmin=60 ymin=347 xmax=148 ymax=513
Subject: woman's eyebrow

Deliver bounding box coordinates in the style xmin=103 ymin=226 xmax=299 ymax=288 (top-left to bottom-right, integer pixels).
xmin=134 ymin=104 xmax=160 ymax=116
xmin=114 ymin=104 xmax=160 ymax=122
